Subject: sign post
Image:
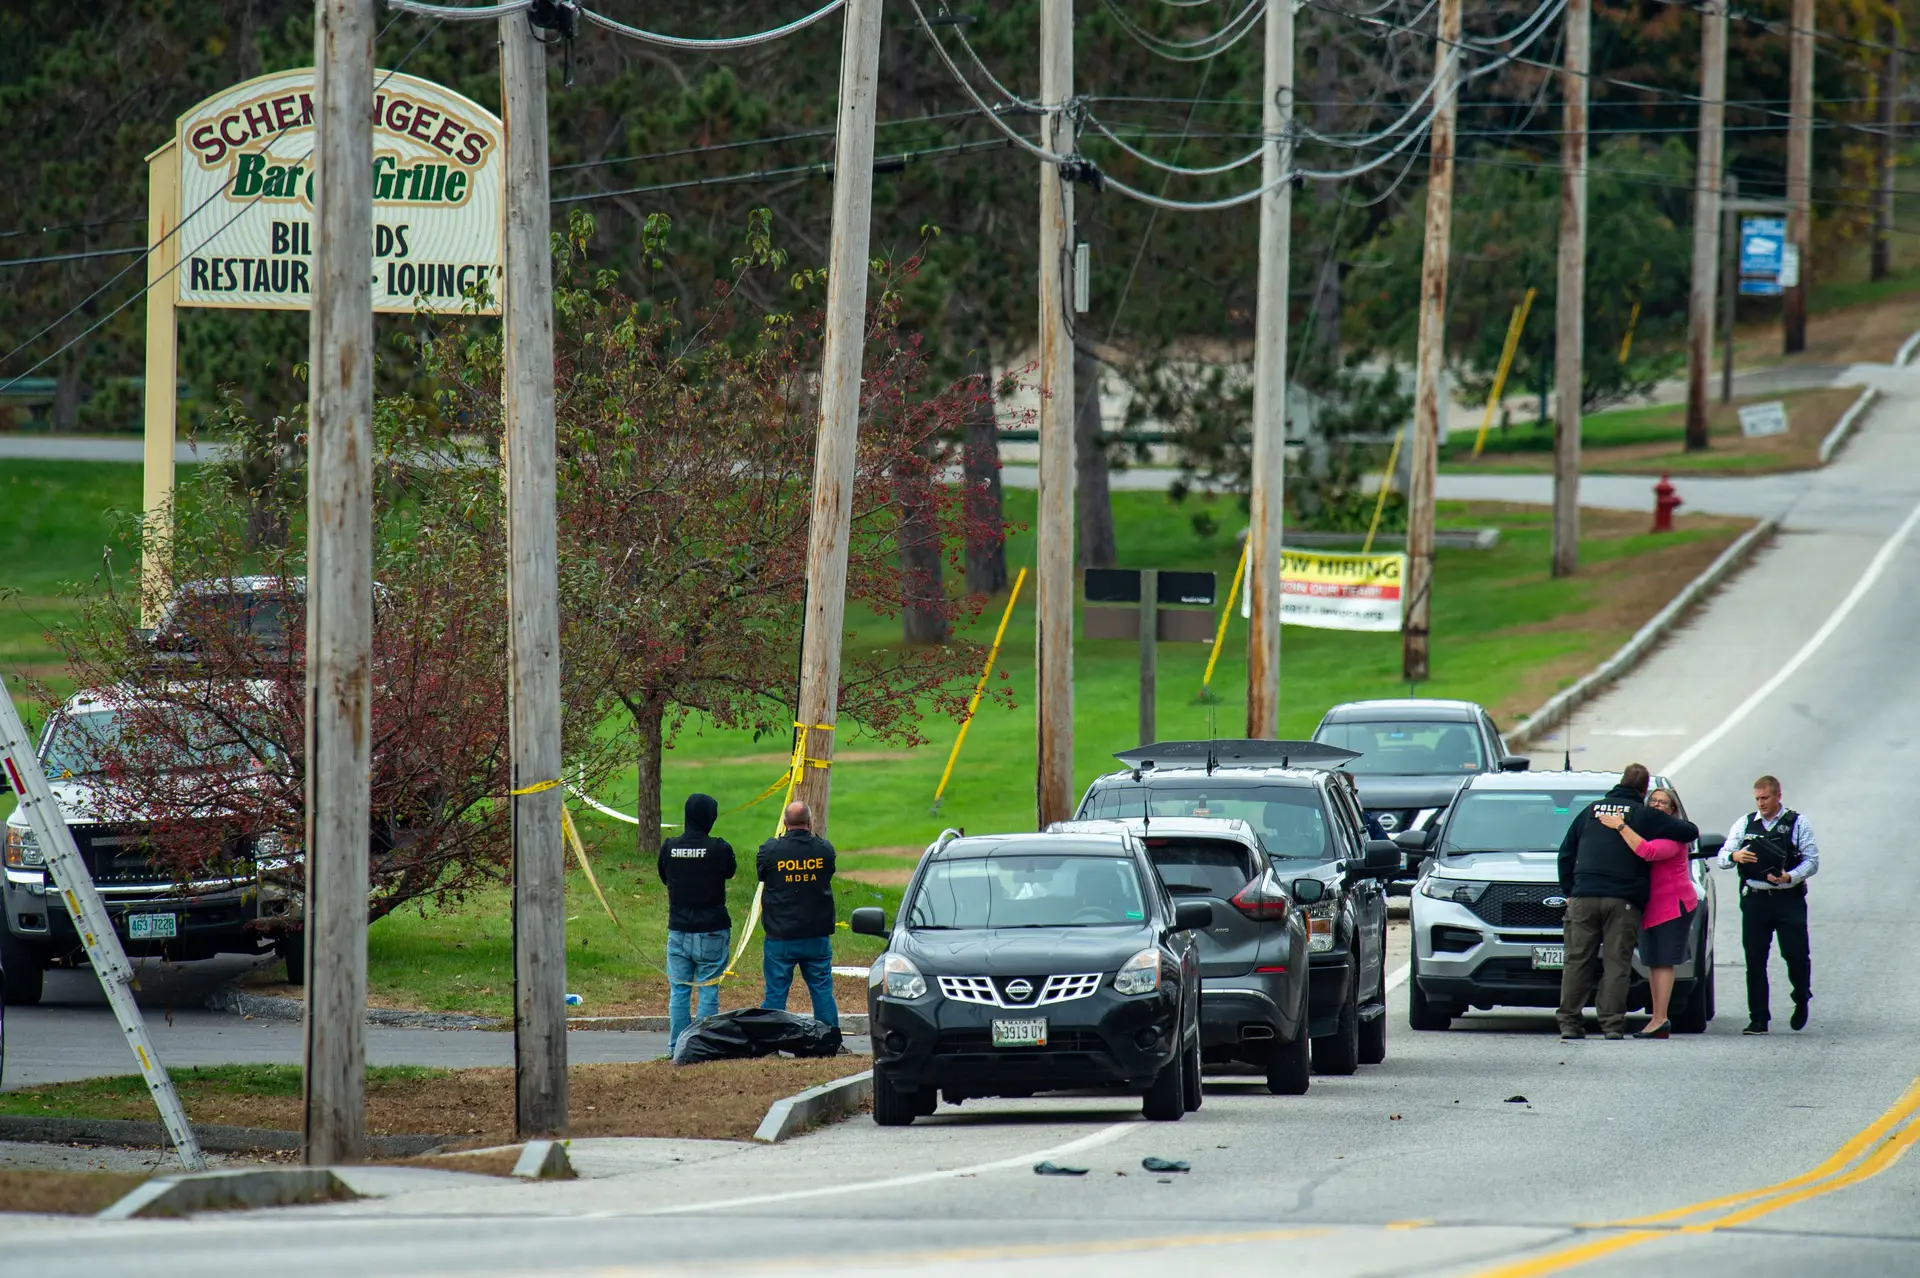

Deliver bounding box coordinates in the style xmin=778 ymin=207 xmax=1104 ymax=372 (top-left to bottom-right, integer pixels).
xmin=1085 ymin=570 xmax=1217 ymax=746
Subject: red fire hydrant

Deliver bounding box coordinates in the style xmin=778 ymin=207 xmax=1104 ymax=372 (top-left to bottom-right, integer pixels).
xmin=1653 ymin=472 xmax=1682 ymax=533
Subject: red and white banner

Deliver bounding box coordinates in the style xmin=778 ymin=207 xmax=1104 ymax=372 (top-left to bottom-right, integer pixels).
xmin=1244 ymin=549 xmax=1406 ymax=632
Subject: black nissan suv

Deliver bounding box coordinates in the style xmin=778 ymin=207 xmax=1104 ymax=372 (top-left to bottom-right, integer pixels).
xmin=1075 ymin=741 xmax=1401 ymax=1075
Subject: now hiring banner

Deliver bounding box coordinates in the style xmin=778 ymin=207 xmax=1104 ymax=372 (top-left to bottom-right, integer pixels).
xmin=1243 ymin=548 xmax=1408 ymax=632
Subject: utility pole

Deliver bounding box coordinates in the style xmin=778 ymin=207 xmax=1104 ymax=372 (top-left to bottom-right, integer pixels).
xmin=303 ymin=0 xmax=373 ymax=1167
xmin=1721 ymin=174 xmax=1738 ymax=403
xmin=1782 ymin=0 xmax=1814 ymax=353
xmin=1684 ymin=0 xmax=1727 ymax=452
xmin=792 ymin=0 xmax=884 ymax=833
xmin=1874 ymin=41 xmax=1900 ymax=281
xmin=500 ymin=12 xmax=566 ymax=1139
xmin=1404 ymin=0 xmax=1459 ymax=682
xmin=1036 ymin=0 xmax=1076 ymax=826
xmin=1551 ymin=0 xmax=1589 ymax=579
xmin=1246 ymin=0 xmax=1293 ymax=738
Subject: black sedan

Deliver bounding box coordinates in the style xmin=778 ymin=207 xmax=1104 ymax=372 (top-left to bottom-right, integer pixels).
xmin=850 ymin=831 xmax=1210 ymax=1126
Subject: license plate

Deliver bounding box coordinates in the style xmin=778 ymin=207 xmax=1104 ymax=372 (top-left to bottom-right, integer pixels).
xmin=128 ymin=913 xmax=177 ymax=940
xmin=1531 ymin=945 xmax=1565 ymax=970
xmin=991 ymin=1018 xmax=1048 ymax=1048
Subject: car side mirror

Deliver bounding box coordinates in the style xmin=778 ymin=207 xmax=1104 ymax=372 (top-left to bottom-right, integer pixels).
xmin=1391 ymin=829 xmax=1432 ymax=852
xmin=1358 ymin=839 xmax=1403 ymax=875
xmin=848 ymin=907 xmax=888 ymax=937
xmin=1498 ymin=755 xmax=1531 ymax=772
xmin=1693 ymin=833 xmax=1726 ymax=860
xmin=1172 ymin=900 xmax=1213 ymax=932
xmin=1290 ymin=877 xmax=1327 ymax=905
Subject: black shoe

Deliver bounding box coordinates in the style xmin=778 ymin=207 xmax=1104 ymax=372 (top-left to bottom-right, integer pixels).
xmin=1603 ymin=1029 xmax=1626 ymax=1040
xmin=1743 ymin=1021 xmax=1769 ymax=1035
xmin=1790 ymin=1002 xmax=1809 ymax=1032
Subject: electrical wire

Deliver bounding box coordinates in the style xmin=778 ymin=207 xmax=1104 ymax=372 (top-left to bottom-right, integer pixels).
xmin=1099 ymin=0 xmax=1267 ymax=63
xmin=0 ymin=246 xmax=146 ymax=272
xmin=553 ymin=136 xmax=1015 ymax=206
xmin=1079 ymin=113 xmax=1265 ymax=176
xmin=578 ymin=1 xmax=846 ymax=51
xmin=383 ymin=0 xmax=527 ymax=16
xmin=552 ymin=110 xmax=979 ymax=174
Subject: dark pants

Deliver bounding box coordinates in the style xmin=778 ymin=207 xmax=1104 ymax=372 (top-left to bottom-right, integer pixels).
xmin=1558 ymin=896 xmax=1642 ymax=1033
xmin=1740 ymin=885 xmax=1811 ymax=1025
xmin=761 ymin=935 xmax=839 ymax=1028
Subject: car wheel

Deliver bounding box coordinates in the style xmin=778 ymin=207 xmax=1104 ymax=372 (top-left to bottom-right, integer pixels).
xmin=1407 ymin=952 xmax=1452 ymax=1031
xmin=0 ymin=930 xmax=44 ymax=1008
xmin=1182 ymin=1037 xmax=1203 ymax=1112
xmin=1358 ymin=960 xmax=1388 ymax=1065
xmin=871 ymin=1064 xmax=917 ymax=1127
xmin=1312 ymin=973 xmax=1361 ymax=1076
xmin=1673 ymin=958 xmax=1712 ymax=1035
xmin=1267 ymin=988 xmax=1312 ymax=1095
xmin=913 ymin=1087 xmax=938 ymax=1117
xmin=277 ymin=936 xmax=305 ymax=987
xmin=1142 ymin=1052 xmax=1185 ymax=1121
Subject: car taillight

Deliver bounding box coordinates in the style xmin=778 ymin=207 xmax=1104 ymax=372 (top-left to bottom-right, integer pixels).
xmin=1230 ymin=873 xmax=1290 ymax=922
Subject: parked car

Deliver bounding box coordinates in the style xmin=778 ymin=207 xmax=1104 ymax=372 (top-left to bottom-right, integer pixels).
xmin=852 ymin=829 xmax=1209 ymax=1125
xmin=1312 ymin=699 xmax=1531 ymax=892
xmin=1 ymin=688 xmax=294 ymax=1004
xmin=1402 ymin=769 xmax=1721 ymax=1032
xmin=1049 ymin=815 xmax=1319 ymax=1095
xmin=1075 ymin=741 xmax=1400 ymax=1075
xmin=137 ymin=576 xmax=303 ymax=668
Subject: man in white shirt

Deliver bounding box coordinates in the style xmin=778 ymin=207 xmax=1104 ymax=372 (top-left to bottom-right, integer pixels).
xmin=1718 ymin=775 xmax=1819 ymax=1034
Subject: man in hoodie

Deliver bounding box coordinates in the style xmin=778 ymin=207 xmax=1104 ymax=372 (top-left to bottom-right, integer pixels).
xmin=658 ymin=793 xmax=736 ymax=1052
xmin=756 ymin=800 xmax=839 ymax=1028
xmin=1554 ymin=763 xmax=1699 ymax=1040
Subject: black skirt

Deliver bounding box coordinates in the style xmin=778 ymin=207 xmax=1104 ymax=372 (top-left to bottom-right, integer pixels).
xmin=1638 ymin=904 xmax=1696 ymax=967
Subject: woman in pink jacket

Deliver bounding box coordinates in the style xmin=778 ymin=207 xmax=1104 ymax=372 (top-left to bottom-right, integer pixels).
xmin=1598 ymin=787 xmax=1697 ymax=1039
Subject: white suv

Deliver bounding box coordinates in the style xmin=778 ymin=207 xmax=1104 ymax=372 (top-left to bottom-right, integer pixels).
xmin=1401 ymin=770 xmax=1719 ymax=1033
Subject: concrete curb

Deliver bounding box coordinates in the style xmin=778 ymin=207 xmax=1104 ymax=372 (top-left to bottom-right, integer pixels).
xmin=0 ymin=1115 xmax=449 ymax=1157
xmin=1506 ymin=517 xmax=1779 ymax=755
xmin=752 ymin=1070 xmax=873 ymax=1143
xmin=98 ymin=1167 xmax=356 ymax=1220
xmin=1818 ymin=387 xmax=1878 ymax=465
xmin=203 ymin=988 xmax=873 ymax=1036
xmin=512 ymin=1139 xmax=576 ymax=1179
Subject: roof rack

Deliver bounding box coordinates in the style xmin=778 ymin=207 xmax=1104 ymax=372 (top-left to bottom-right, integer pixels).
xmin=1113 ymin=739 xmax=1361 ymax=775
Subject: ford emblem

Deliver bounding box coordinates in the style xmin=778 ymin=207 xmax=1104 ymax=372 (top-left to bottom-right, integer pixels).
xmin=1543 ymin=896 xmax=1568 ymax=909
xmin=1005 ymin=979 xmax=1034 ymax=1001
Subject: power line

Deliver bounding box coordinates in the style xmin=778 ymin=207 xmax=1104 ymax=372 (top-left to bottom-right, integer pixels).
xmin=0 ymin=246 xmax=145 ymax=272
xmin=577 ymin=1 xmax=846 ymax=50
xmin=553 ymin=136 xmax=1015 ymax=206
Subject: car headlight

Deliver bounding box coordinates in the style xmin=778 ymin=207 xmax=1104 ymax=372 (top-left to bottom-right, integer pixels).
xmin=871 ymin=953 xmax=926 ymax=1000
xmin=1305 ymin=901 xmax=1336 ymax=953
xmin=1420 ymin=877 xmax=1491 ymax=905
xmin=4 ymin=824 xmax=43 ymax=869
xmin=1114 ymin=948 xmax=1161 ymax=996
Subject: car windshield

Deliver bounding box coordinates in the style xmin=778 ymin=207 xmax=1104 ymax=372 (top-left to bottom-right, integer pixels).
xmin=164 ymin=590 xmax=297 ymax=645
xmin=1081 ymin=783 xmax=1331 ymax=862
xmin=1441 ymin=790 xmax=1607 ymax=853
xmin=1316 ymin=719 xmax=1486 ymax=776
xmin=41 ymin=709 xmax=262 ymax=778
xmin=1144 ymin=837 xmax=1256 ymax=897
xmin=906 ymin=854 xmax=1149 ymax=929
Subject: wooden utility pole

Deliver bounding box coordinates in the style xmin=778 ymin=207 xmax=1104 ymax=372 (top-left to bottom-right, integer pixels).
xmin=1138 ymin=569 xmax=1158 ymax=747
xmin=793 ymin=0 xmax=884 ymax=833
xmin=1246 ymin=0 xmax=1293 ymax=737
xmin=1874 ymin=42 xmax=1900 ymax=281
xmin=1036 ymin=0 xmax=1076 ymax=826
xmin=1551 ymin=0 xmax=1589 ymax=579
xmin=1684 ymin=0 xmax=1727 ymax=452
xmin=500 ymin=13 xmax=566 ymax=1139
xmin=303 ymin=0 xmax=374 ymax=1167
xmin=1404 ymin=0 xmax=1459 ymax=682
xmin=1782 ymin=0 xmax=1814 ymax=353
xmin=1721 ymin=174 xmax=1738 ymax=403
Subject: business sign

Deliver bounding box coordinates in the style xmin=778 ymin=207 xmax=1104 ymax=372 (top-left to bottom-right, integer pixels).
xmin=172 ymin=68 xmax=502 ymax=313
xmin=1739 ymin=216 xmax=1785 ymax=297
xmin=1241 ymin=549 xmax=1406 ymax=632
xmin=1738 ymin=401 xmax=1790 ymax=439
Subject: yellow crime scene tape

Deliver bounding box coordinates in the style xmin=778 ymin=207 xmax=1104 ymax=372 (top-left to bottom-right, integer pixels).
xmin=930 ymin=567 xmax=1026 ymax=814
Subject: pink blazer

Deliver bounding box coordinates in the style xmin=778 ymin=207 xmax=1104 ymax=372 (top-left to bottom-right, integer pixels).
xmin=1635 ymin=839 xmax=1698 ymax=930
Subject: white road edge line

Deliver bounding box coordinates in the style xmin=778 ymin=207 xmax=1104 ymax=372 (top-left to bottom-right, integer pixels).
xmin=1386 ymin=963 xmax=1409 ymax=993
xmin=1665 ymin=492 xmax=1920 ymax=777
xmin=643 ymin=1120 xmax=1141 ymax=1215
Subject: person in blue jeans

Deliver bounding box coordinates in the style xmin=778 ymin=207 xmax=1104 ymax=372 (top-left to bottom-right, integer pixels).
xmin=658 ymin=793 xmax=736 ymax=1053
xmin=757 ymin=800 xmax=839 ymax=1028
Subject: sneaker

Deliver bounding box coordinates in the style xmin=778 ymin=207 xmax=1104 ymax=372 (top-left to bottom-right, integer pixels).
xmin=1743 ymin=1021 xmax=1769 ymax=1035
xmin=1790 ymin=1002 xmax=1809 ymax=1032
xmin=1560 ymin=1024 xmax=1586 ymax=1040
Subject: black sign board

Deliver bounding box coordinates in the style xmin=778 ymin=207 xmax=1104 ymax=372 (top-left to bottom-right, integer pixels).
xmin=1083 ymin=568 xmax=1216 ymax=606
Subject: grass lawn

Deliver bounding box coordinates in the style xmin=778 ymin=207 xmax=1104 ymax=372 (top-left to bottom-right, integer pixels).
xmin=0 ymin=1169 xmax=151 ymax=1216
xmin=0 ymin=460 xmax=1749 ymax=1016
xmin=0 ymin=1059 xmax=864 ymax=1145
xmin=1444 ymin=385 xmax=1860 ymax=475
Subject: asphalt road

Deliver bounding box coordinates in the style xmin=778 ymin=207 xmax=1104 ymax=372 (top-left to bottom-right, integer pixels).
xmin=6 ymin=392 xmax=1920 ymax=1275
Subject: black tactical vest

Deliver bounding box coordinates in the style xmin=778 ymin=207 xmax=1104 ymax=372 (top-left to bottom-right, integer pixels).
xmin=1738 ymin=809 xmax=1802 ymax=883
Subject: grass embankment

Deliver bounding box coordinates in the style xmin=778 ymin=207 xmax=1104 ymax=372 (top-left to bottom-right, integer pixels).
xmin=0 ymin=1060 xmax=862 ymax=1145
xmin=0 ymin=462 xmax=1749 ymax=1016
xmin=1447 ymin=386 xmax=1860 ymax=475
xmin=0 ymin=1170 xmax=151 ymax=1216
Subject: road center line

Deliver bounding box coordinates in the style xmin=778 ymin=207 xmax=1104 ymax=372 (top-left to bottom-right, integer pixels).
xmin=1386 ymin=963 xmax=1410 ymax=993
xmin=642 ymin=1119 xmax=1140 ymax=1215
xmin=1665 ymin=492 xmax=1920 ymax=777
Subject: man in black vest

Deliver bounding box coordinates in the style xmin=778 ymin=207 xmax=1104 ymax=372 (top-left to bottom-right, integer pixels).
xmin=1555 ymin=763 xmax=1700 ymax=1040
xmin=1718 ymin=774 xmax=1820 ymax=1034
xmin=757 ymin=800 xmax=839 ymax=1028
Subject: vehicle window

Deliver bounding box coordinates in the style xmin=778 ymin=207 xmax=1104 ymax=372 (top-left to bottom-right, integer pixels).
xmin=906 ymin=855 xmax=1148 ymax=929
xmin=1440 ymin=791 xmax=1607 ymax=853
xmin=166 ymin=592 xmax=295 ymax=645
xmin=1145 ymin=838 xmax=1255 ymax=897
xmin=1316 ymin=720 xmax=1486 ymax=775
xmin=41 ymin=709 xmax=264 ymax=778
xmin=1082 ymin=783 xmax=1330 ymax=862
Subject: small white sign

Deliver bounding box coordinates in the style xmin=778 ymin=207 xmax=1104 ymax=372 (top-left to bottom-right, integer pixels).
xmin=1738 ymin=401 xmax=1790 ymax=438
xmin=1779 ymin=244 xmax=1801 ymax=290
